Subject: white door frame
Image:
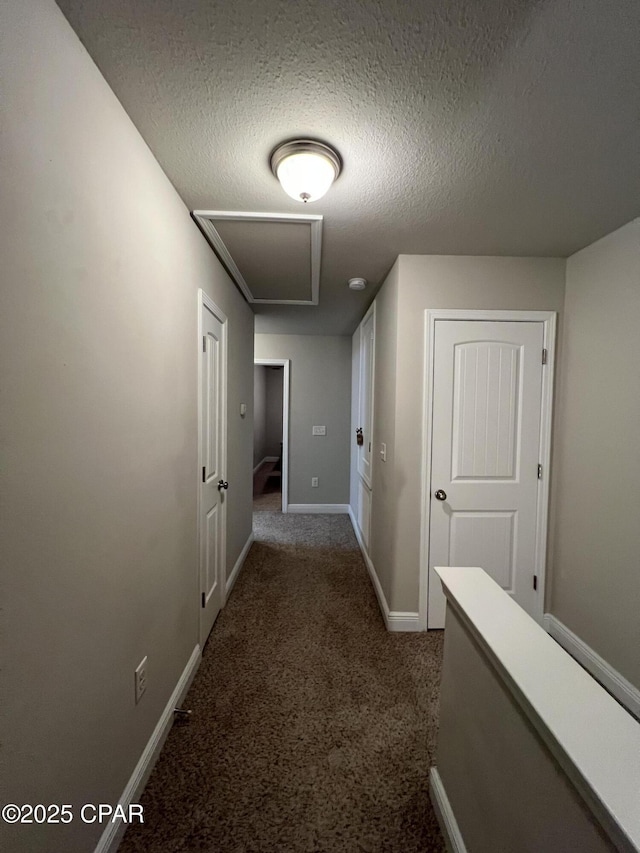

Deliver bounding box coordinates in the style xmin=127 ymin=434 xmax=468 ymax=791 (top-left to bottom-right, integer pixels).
xmin=254 ymin=358 xmax=290 ymax=513
xmin=197 ymin=290 xmax=228 ymax=645
xmin=419 ymin=309 xmax=557 ymax=630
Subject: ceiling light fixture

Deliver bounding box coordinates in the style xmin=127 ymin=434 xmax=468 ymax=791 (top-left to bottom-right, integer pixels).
xmin=270 ymin=139 xmax=342 ymax=203
xmin=348 ymin=277 xmax=367 ymax=291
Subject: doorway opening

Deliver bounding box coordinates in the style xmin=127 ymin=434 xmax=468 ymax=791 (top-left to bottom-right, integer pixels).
xmin=253 ymin=359 xmax=290 ymax=513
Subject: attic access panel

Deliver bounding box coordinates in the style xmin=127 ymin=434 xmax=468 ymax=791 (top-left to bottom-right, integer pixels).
xmin=192 ymin=211 xmax=323 ymax=305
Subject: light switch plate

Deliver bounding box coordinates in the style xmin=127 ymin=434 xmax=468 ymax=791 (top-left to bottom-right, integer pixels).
xmin=312 ymin=426 xmax=326 ymax=436
xmin=380 ymin=442 xmax=387 ymax=462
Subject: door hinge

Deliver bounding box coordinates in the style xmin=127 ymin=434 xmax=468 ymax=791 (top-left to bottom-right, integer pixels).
xmin=542 ymin=348 xmax=548 ymax=365
xmin=203 ymin=335 xmax=207 ymax=353
xmin=533 ymin=575 xmax=538 ymax=591
xmin=368 ymin=442 xmax=371 ymax=452
xmin=202 ymin=466 xmax=206 ymax=483
xmin=537 ymin=464 xmax=542 ymax=479
xmin=201 ymin=592 xmax=205 ymax=608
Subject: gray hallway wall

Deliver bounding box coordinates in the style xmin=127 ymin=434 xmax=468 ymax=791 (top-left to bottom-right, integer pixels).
xmin=253 ymin=365 xmax=268 ymax=467
xmin=549 ymin=218 xmax=640 ymax=691
xmin=265 ymin=367 xmax=284 ymax=457
xmin=369 ymin=256 xmax=566 ymax=614
xmin=255 ymin=335 xmax=351 ymax=506
xmin=0 ymin=2 xmax=254 ymax=851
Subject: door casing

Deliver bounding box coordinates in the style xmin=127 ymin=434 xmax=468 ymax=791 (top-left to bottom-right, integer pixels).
xmin=197 ymin=290 xmax=228 ymax=647
xmin=419 ymin=309 xmax=557 ymax=630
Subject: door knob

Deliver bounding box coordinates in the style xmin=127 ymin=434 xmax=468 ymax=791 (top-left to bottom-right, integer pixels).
xmin=218 ymin=480 xmax=229 ymax=491
xmin=434 ymin=489 xmax=447 ymax=501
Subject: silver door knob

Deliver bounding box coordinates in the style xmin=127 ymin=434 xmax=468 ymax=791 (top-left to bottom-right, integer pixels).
xmin=434 ymin=489 xmax=447 ymax=501
xmin=218 ymin=480 xmax=229 ymax=491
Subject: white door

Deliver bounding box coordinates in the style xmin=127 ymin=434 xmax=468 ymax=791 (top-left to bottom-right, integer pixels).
xmin=428 ymin=320 xmax=545 ymax=627
xmin=200 ymin=301 xmax=226 ymax=646
xmin=356 ymin=477 xmax=372 ymax=549
xmin=357 ymin=307 xmax=375 ymax=488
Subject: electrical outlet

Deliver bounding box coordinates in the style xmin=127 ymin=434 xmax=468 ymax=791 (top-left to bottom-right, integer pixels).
xmin=134 ymin=656 xmax=148 ymax=704
xmin=311 ymin=477 xmax=319 ymax=487
xmin=312 ymin=425 xmax=326 ymax=436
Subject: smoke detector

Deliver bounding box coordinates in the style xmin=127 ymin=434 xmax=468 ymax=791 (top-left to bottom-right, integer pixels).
xmin=348 ymin=277 xmax=367 ymax=291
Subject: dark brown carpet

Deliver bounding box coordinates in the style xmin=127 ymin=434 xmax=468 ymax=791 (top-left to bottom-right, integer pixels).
xmin=119 ymin=513 xmax=445 ymax=853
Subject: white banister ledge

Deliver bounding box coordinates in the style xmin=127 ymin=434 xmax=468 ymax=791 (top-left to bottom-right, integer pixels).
xmin=435 ymin=566 xmax=640 ymax=853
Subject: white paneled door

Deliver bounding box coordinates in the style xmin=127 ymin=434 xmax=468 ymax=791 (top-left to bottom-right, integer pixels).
xmin=357 ymin=307 xmax=375 ymax=489
xmin=428 ymin=320 xmax=546 ymax=627
xmin=199 ymin=298 xmax=227 ymax=646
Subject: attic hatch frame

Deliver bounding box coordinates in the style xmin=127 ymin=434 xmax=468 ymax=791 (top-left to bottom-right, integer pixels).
xmin=192 ymin=210 xmax=323 ymax=306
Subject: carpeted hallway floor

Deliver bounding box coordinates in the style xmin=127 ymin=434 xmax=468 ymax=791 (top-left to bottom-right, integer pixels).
xmin=119 ymin=513 xmax=445 ymax=853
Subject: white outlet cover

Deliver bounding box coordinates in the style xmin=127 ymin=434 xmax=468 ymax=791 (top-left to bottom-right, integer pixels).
xmin=311 ymin=477 xmax=319 ymax=487
xmin=312 ymin=425 xmax=326 ymax=435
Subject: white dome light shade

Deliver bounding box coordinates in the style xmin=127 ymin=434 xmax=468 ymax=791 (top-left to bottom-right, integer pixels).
xmin=270 ymin=140 xmax=341 ymax=203
xmin=276 ymin=151 xmax=335 ymax=202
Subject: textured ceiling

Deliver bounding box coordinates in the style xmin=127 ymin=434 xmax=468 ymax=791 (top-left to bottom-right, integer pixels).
xmin=57 ymin=0 xmax=640 ymax=335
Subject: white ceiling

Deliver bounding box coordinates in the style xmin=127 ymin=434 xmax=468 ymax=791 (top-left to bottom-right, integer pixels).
xmin=57 ymin=0 xmax=640 ymax=336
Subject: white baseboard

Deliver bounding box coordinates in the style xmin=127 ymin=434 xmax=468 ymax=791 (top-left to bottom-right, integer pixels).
xmin=253 ymin=457 xmax=267 ymax=474
xmin=544 ymin=614 xmax=640 ymax=720
xmin=429 ymin=767 xmax=468 ymax=853
xmin=348 ymin=506 xmax=420 ymax=633
xmin=226 ymin=532 xmax=254 ymax=598
xmin=287 ymin=503 xmax=350 ymax=514
xmin=252 ymin=455 xmax=278 ymax=474
xmin=94 ymin=644 xmax=201 ymax=853
xmin=387 ymin=612 xmax=421 ymax=631
xmin=349 ymin=505 xmax=389 ymax=620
